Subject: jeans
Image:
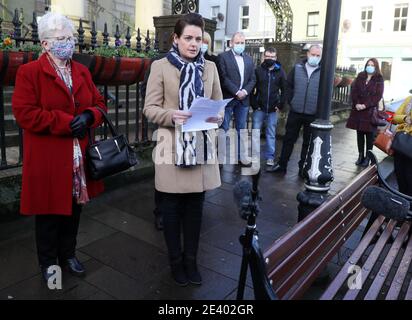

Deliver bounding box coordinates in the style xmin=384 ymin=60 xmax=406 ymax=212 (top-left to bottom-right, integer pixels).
xmin=221 ymin=99 xmax=249 ymax=132
xmin=278 ymin=111 xmax=316 ymax=170
xmin=221 ymin=99 xmax=249 ymax=163
xmin=35 ymin=201 xmax=82 ymax=267
xmin=252 ymin=110 xmax=278 ymax=160
xmin=158 ymin=192 xmax=205 ymax=262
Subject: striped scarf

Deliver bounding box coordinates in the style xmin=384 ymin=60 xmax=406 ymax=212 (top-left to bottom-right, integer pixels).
xmin=167 ymin=44 xmax=214 ymax=167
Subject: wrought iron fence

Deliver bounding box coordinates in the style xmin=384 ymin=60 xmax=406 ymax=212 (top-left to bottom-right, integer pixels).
xmin=0 ymin=9 xmax=158 ymax=171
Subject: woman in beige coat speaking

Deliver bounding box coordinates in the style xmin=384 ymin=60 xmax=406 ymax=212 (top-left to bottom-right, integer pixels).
xmin=143 ymin=13 xmax=223 ymax=286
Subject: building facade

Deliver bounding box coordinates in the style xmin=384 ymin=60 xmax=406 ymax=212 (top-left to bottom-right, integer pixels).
xmin=289 ymin=0 xmax=412 ymax=100
xmin=199 ymin=0 xmax=227 ymax=53
xmin=200 ymin=0 xmax=277 ymax=60
xmin=339 ymin=0 xmax=412 ymax=100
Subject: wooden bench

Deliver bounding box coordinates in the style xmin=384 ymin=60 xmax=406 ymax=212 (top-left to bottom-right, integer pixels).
xmin=246 ymin=153 xmax=412 ymax=300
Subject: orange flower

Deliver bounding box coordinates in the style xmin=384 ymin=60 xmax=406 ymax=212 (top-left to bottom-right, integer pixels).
xmin=3 ymin=37 xmax=12 ymax=46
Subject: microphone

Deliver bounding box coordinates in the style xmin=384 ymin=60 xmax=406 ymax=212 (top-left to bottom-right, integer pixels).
xmin=361 ymin=186 xmax=411 ymax=221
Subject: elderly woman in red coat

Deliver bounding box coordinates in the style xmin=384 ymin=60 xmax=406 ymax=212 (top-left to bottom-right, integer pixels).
xmin=12 ymin=12 xmax=107 ymax=284
xmin=346 ymin=58 xmax=384 ymax=167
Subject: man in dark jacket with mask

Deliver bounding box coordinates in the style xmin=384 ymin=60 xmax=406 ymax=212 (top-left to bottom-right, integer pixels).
xmin=251 ymin=47 xmax=286 ymax=169
xmin=269 ymin=44 xmax=322 ymax=177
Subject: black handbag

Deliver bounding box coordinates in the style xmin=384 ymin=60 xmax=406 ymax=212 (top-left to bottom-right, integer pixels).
xmin=87 ymin=107 xmax=138 ymax=180
xmin=371 ymin=107 xmax=389 ymax=127
xmin=391 ymin=131 xmax=412 ymax=159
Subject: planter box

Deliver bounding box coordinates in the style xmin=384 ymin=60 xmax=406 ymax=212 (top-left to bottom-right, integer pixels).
xmin=0 ymin=51 xmax=38 ymax=86
xmin=73 ymin=53 xmax=152 ymax=86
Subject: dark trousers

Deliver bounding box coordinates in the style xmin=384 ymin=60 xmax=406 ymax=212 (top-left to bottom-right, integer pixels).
xmin=394 ymin=152 xmax=412 ymax=196
xmin=153 ymin=189 xmax=162 ymax=217
xmin=357 ymin=130 xmax=375 ymax=155
xmin=158 ymin=192 xmax=205 ymax=262
xmin=278 ymin=111 xmax=316 ymax=169
xmin=35 ymin=202 xmax=82 ymax=267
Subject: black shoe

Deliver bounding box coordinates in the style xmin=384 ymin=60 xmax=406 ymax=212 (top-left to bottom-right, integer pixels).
xmin=184 ymin=256 xmax=202 ymax=285
xmin=360 ymin=156 xmax=370 ymax=167
xmin=170 ymin=259 xmax=189 ymax=287
xmin=154 ymin=214 xmax=163 ymax=231
xmin=355 ymin=153 xmax=364 ymax=166
xmin=63 ymin=257 xmax=85 ymax=277
xmin=267 ymin=164 xmax=286 ymax=174
xmin=40 ymin=266 xmax=56 ymax=284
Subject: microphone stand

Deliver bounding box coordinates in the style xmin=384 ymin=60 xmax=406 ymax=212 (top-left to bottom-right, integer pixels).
xmin=237 ymin=170 xmax=261 ymax=300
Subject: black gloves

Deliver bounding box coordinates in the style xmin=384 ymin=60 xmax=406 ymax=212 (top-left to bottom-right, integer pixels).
xmin=70 ymin=111 xmax=94 ymax=139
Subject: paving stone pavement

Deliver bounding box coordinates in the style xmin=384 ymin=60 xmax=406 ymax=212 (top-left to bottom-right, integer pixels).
xmin=0 ymin=122 xmax=389 ymax=300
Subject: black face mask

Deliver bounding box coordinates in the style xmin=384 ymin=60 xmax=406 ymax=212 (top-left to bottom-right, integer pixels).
xmin=262 ymin=59 xmax=276 ymax=69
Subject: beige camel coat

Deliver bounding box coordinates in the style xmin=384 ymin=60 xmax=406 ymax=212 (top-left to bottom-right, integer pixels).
xmin=143 ymin=57 xmax=223 ymax=193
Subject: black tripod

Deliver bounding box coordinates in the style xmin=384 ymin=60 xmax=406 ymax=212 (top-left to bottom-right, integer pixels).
xmin=236 ymin=170 xmax=278 ymax=300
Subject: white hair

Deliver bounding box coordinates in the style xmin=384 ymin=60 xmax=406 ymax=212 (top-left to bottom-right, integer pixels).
xmin=231 ymin=32 xmax=246 ymax=42
xmin=38 ymin=12 xmax=75 ymax=42
xmin=308 ymin=44 xmax=323 ymax=52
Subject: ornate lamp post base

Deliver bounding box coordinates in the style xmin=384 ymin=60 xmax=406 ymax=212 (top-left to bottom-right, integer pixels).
xmin=297 ymin=119 xmax=334 ymax=221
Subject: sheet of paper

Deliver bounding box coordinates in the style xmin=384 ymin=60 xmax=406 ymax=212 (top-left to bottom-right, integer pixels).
xmin=182 ymin=98 xmax=232 ymax=132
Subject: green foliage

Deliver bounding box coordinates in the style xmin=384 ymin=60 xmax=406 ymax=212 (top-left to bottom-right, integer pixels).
xmin=0 ymin=36 xmax=42 ymax=54
xmin=88 ymin=45 xmax=157 ymax=59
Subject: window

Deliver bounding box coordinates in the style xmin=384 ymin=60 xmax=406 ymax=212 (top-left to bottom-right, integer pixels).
xmin=240 ymin=6 xmax=250 ymax=31
xmin=361 ymin=7 xmax=373 ymax=32
xmin=214 ymin=40 xmax=223 ymax=53
xmin=211 ymin=6 xmax=222 ymax=29
xmin=394 ymin=3 xmax=408 ymax=31
xmin=307 ymin=12 xmax=319 ymax=37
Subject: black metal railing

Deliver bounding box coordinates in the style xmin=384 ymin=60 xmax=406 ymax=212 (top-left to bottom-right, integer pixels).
xmin=0 ymin=9 xmax=159 ymax=171
xmin=332 ymin=85 xmax=352 ymax=110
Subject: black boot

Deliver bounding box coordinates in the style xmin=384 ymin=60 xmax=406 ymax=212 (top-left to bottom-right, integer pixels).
xmin=355 ymin=153 xmax=364 ymax=166
xmin=360 ymin=154 xmax=370 ymax=167
xmin=170 ymin=258 xmax=189 ymax=287
xmin=183 ymin=255 xmax=202 ymax=285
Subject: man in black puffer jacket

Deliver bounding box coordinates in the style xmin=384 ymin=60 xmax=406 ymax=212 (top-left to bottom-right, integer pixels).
xmin=251 ymin=47 xmax=286 ymax=169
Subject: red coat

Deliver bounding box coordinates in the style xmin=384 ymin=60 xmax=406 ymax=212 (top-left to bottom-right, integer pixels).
xmin=346 ymin=72 xmax=384 ymax=132
xmin=12 ymin=54 xmax=107 ymax=216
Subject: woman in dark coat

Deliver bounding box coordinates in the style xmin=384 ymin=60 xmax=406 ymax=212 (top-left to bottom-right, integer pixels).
xmin=346 ymin=58 xmax=384 ymax=167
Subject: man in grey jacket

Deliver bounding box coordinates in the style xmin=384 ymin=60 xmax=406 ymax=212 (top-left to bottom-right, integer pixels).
xmin=270 ymin=45 xmax=322 ymax=176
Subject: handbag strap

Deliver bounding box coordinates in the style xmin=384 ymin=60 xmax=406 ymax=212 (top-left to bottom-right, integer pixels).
xmin=95 ymin=107 xmax=118 ymax=136
xmin=88 ymin=107 xmax=119 ymax=145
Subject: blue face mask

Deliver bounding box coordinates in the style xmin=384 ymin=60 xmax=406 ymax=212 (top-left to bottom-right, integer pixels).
xmin=233 ymin=44 xmax=245 ymax=55
xmin=308 ymin=56 xmax=321 ymax=67
xmin=366 ymin=66 xmax=375 ymax=74
xmin=201 ymin=44 xmax=208 ymax=54
xmin=50 ymin=40 xmax=75 ymax=60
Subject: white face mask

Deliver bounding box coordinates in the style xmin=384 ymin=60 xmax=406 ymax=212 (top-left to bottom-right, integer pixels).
xmin=201 ymin=43 xmax=208 ymax=54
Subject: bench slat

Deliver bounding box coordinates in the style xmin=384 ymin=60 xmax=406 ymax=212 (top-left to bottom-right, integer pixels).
xmin=364 ymin=222 xmax=411 ymax=300
xmin=270 ymin=199 xmax=368 ymax=295
xmin=284 ymin=208 xmax=371 ymax=300
xmin=343 ymin=219 xmax=398 ymax=300
xmin=320 ymin=215 xmax=386 ymax=300
xmin=264 ymin=166 xmax=378 ymax=272
xmin=386 ymin=231 xmax=412 ymax=300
